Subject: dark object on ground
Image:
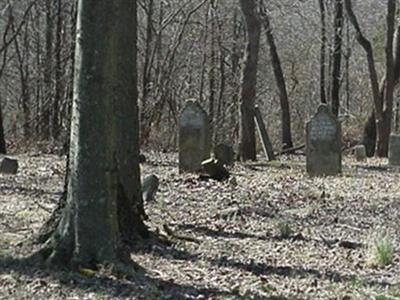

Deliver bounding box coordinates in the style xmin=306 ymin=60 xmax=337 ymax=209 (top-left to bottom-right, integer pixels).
xmin=201 ymin=158 xmax=230 ymax=181
xmin=142 ymin=175 xmax=159 ymax=202
xmin=139 ymin=154 xmax=146 ymax=163
xmin=214 ymin=144 xmax=235 ymax=166
xmin=0 ymin=157 xmax=18 ymax=174
xmin=275 ymin=144 xmax=305 ymax=157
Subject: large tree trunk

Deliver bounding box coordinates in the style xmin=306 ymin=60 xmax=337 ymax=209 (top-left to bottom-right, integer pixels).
xmin=41 ymin=0 xmax=146 ymax=268
xmin=331 ymin=0 xmax=343 ymax=117
xmin=259 ymin=2 xmax=293 ymax=150
xmin=238 ymin=0 xmax=260 ymax=161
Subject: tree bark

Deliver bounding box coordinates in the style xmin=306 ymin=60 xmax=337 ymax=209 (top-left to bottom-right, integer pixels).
xmin=376 ymin=0 xmax=396 ymax=157
xmin=0 ymin=98 xmax=6 ymax=154
xmin=259 ymin=2 xmax=293 ymax=150
xmin=318 ymin=0 xmax=327 ymax=104
xmin=331 ymin=0 xmax=343 ymax=117
xmin=42 ymin=0 xmax=146 ymax=268
xmin=42 ymin=0 xmax=54 ymax=140
xmin=239 ymin=0 xmax=261 ymax=161
xmin=140 ymin=0 xmax=154 ymax=144
xmin=51 ymin=0 xmax=63 ymax=140
xmin=344 ymin=0 xmax=383 ymax=156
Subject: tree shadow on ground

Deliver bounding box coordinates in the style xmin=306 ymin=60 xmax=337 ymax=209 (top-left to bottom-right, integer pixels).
xmin=176 ymin=223 xmax=272 ymax=241
xmin=175 ymin=223 xmax=365 ymax=250
xmin=130 ymin=232 xmax=200 ymax=262
xmin=210 ymin=256 xmax=396 ymax=289
xmin=0 ymin=254 xmax=263 ymax=300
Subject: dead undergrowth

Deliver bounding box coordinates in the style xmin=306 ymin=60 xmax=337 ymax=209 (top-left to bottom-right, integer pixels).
xmin=0 ymin=152 xmax=399 ymax=299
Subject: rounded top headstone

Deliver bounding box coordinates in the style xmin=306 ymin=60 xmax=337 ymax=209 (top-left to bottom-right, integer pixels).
xmin=182 ymin=99 xmax=205 ymax=112
xmin=180 ymin=99 xmax=207 ymax=128
xmin=316 ymin=103 xmax=331 ymax=115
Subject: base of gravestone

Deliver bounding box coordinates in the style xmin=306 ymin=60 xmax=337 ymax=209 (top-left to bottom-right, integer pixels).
xmin=389 ymin=134 xmax=400 ymax=166
xmin=0 ymin=157 xmax=18 ymax=175
xmin=354 ymin=145 xmax=367 ymax=162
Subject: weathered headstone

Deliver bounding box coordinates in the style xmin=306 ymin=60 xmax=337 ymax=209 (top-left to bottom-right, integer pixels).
xmin=389 ymin=134 xmax=400 ymax=166
xmin=306 ymin=104 xmax=341 ymax=176
xmin=179 ymin=100 xmax=211 ymax=173
xmin=354 ymin=145 xmax=367 ymax=162
xmin=214 ymin=144 xmax=235 ymax=166
xmin=0 ymin=157 xmax=18 ymax=174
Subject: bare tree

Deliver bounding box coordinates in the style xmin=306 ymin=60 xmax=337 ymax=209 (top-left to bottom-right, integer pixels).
xmin=377 ymin=0 xmax=396 ymax=157
xmin=259 ymin=1 xmax=293 ymax=150
xmin=331 ymin=0 xmax=343 ymax=117
xmin=238 ymin=0 xmax=261 ymax=161
xmin=345 ymin=0 xmax=397 ymax=157
xmin=318 ymin=0 xmax=327 ymax=104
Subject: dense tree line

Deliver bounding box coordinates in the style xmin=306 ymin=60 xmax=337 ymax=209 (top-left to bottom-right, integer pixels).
xmin=0 ymin=0 xmax=396 ymax=157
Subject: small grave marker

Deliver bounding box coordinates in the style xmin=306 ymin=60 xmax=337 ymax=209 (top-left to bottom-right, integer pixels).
xmin=389 ymin=134 xmax=400 ymax=166
xmin=354 ymin=145 xmax=367 ymax=162
xmin=0 ymin=157 xmax=18 ymax=175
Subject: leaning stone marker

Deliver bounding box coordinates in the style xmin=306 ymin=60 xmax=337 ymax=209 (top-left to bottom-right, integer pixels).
xmin=0 ymin=157 xmax=18 ymax=174
xmin=306 ymin=104 xmax=341 ymax=176
xmin=179 ymin=99 xmax=211 ymax=173
xmin=389 ymin=134 xmax=400 ymax=166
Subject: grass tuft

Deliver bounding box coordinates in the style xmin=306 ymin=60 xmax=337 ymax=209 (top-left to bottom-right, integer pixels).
xmin=367 ymin=231 xmax=394 ymax=267
xmin=277 ymin=222 xmax=293 ymax=239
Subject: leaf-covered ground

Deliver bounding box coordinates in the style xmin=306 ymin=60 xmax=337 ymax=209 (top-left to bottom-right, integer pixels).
xmin=0 ymin=152 xmax=399 ymax=299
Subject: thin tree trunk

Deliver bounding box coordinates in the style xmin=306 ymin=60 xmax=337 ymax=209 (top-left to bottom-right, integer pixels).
xmin=0 ymin=98 xmax=6 ymax=154
xmin=209 ymin=0 xmax=217 ymax=144
xmin=344 ymin=0 xmax=383 ymax=156
xmin=259 ymin=2 xmax=293 ymax=150
xmin=331 ymin=0 xmax=343 ymax=117
xmin=318 ymin=0 xmax=327 ymax=104
xmin=52 ymin=0 xmax=63 ymax=140
xmin=345 ymin=16 xmax=351 ymax=111
xmin=42 ymin=0 xmax=54 ymax=140
xmin=140 ymin=0 xmax=154 ymax=143
xmin=230 ymin=8 xmax=241 ymax=140
xmin=377 ymin=0 xmax=396 ymax=157
xmin=239 ymin=0 xmax=261 ymax=161
xmin=214 ymin=3 xmax=226 ymax=144
xmin=199 ymin=2 xmax=210 ymax=103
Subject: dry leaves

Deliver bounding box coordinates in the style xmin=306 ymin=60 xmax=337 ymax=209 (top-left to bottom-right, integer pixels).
xmin=0 ymin=152 xmax=399 ymax=299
